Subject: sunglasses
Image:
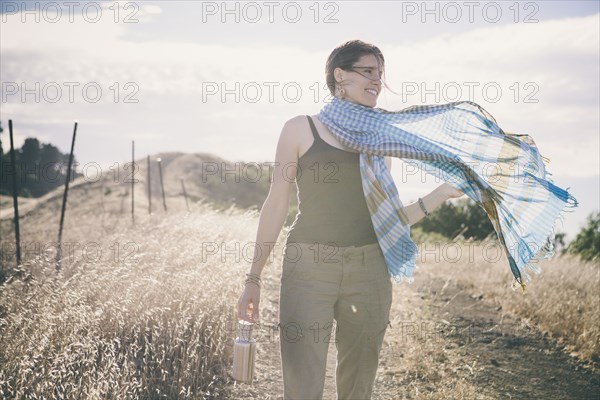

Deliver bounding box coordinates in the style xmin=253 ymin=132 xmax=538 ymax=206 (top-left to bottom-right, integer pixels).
xmin=348 ymin=66 xmax=383 ymax=81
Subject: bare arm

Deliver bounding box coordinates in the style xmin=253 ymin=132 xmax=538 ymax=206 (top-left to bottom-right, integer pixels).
xmin=247 ymin=117 xmax=301 ymax=276
xmin=384 ymin=156 xmax=463 ymax=225
xmin=404 ymin=184 xmax=455 ymax=225
xmin=237 ymin=116 xmax=301 ymax=322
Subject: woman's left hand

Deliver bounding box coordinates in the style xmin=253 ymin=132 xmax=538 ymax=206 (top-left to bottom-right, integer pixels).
xmin=440 ymin=182 xmax=465 ymax=199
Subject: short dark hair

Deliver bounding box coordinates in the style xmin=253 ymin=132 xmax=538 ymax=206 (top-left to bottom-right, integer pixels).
xmin=325 ymin=39 xmax=387 ymax=96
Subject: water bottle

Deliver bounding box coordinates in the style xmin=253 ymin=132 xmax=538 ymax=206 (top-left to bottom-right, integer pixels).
xmin=232 ymin=320 xmax=256 ymax=383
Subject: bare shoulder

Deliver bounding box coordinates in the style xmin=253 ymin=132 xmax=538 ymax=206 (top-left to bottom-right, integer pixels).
xmin=283 ymin=115 xmax=309 ymax=131
xmin=277 ymin=115 xmax=303 ymax=140
xmin=278 ymin=115 xmax=307 ymax=161
xmin=279 ymin=115 xmax=310 ymax=154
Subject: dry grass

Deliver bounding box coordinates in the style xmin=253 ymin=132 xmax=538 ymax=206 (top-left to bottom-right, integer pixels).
xmin=0 ymin=199 xmax=266 ymax=399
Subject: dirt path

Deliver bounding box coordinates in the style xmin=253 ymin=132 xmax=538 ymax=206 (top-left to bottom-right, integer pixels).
xmin=0 ymin=194 xmax=40 ymax=220
xmin=229 ymin=266 xmax=600 ymax=399
xmin=378 ymin=275 xmax=600 ymax=399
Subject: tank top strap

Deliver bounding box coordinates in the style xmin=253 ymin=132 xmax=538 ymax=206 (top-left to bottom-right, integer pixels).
xmin=306 ymin=115 xmax=323 ymax=143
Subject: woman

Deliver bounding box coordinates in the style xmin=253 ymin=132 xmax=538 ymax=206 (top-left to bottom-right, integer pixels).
xmin=237 ymin=40 xmax=463 ymax=399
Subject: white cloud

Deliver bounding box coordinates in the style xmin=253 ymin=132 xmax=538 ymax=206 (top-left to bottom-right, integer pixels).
xmin=141 ymin=5 xmax=163 ymax=15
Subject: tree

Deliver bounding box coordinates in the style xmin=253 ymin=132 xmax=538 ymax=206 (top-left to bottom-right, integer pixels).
xmin=553 ymin=231 xmax=568 ymax=255
xmin=414 ymin=197 xmax=495 ymax=241
xmin=19 ymin=138 xmax=42 ymax=196
xmin=39 ymin=143 xmax=63 ymax=193
xmin=0 ymin=135 xmax=79 ymax=198
xmin=20 ymin=137 xmax=41 ymax=166
xmin=567 ymin=212 xmax=600 ymax=262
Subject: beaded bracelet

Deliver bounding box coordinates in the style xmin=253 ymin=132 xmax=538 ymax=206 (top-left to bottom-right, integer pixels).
xmin=417 ymin=197 xmax=431 ymax=217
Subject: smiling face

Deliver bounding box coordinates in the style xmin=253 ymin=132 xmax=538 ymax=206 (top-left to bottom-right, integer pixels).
xmin=334 ymin=53 xmax=383 ymax=108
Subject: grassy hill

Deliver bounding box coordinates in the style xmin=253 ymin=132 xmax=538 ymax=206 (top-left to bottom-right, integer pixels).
xmin=1 ymin=151 xmax=280 ymax=220
xmin=0 ymin=151 xmax=299 ymax=270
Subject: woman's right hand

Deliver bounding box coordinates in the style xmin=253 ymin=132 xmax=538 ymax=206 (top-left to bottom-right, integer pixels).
xmin=235 ymin=117 xmax=301 ymax=324
xmin=237 ymin=284 xmax=261 ymax=323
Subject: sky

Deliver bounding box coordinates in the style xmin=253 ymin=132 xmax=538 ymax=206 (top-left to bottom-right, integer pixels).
xmin=0 ymin=0 xmax=599 ymax=240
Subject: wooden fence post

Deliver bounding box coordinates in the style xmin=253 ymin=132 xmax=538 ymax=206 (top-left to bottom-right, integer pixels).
xmin=181 ymin=179 xmax=190 ymax=212
xmin=147 ymin=155 xmax=151 ymax=215
xmin=8 ymin=120 xmax=21 ymax=267
xmin=157 ymin=158 xmax=167 ymax=212
xmin=131 ymin=140 xmax=135 ymax=224
xmin=56 ymin=121 xmax=78 ymax=271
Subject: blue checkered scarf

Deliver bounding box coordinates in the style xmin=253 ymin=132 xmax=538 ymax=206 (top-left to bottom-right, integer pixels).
xmin=318 ymin=97 xmax=578 ymax=291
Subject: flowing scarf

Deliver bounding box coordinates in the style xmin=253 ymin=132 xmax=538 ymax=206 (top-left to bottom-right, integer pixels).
xmin=318 ymin=97 xmax=578 ymax=291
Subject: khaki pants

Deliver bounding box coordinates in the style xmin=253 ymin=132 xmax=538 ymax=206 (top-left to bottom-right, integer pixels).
xmin=279 ymin=242 xmax=393 ymax=400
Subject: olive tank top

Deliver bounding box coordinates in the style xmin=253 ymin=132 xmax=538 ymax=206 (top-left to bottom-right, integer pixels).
xmin=284 ymin=116 xmax=378 ymax=247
